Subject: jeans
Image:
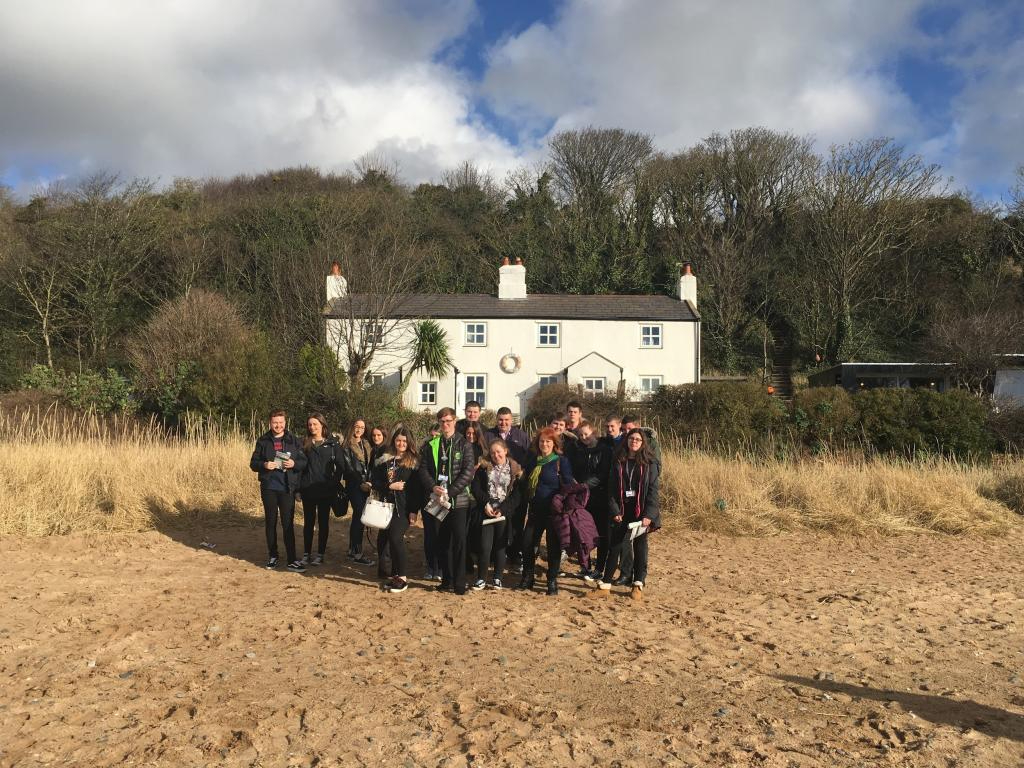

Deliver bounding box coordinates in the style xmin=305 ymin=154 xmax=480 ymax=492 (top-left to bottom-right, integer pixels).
xmin=347 ymin=485 xmax=368 ymax=555
xmin=521 ymin=497 xmax=561 ymax=582
xmin=261 ymin=488 xmax=297 ymax=563
xmin=475 ymin=514 xmax=507 ymax=582
xmin=602 ymin=521 xmax=649 ymax=584
xmin=301 ymin=494 xmax=332 ymax=556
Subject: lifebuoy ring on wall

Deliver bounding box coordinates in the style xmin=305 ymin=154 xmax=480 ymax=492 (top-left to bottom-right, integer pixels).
xmin=499 ymin=353 xmax=521 ymax=374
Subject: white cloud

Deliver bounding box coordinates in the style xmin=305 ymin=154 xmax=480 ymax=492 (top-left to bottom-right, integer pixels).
xmin=0 ymin=0 xmax=523 ymax=191
xmin=483 ymin=0 xmax=926 ymax=150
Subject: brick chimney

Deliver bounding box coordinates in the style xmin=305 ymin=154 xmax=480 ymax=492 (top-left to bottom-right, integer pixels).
xmin=679 ymin=262 xmax=696 ymax=307
xmin=326 ymin=261 xmax=348 ymax=301
xmin=498 ymin=257 xmax=527 ymax=300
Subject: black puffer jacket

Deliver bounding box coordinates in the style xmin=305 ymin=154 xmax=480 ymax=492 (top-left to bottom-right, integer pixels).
xmin=249 ymin=430 xmax=308 ymax=492
xmin=300 ymin=436 xmax=344 ymax=498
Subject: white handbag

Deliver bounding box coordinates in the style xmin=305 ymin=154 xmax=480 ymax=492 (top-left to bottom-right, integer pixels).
xmin=361 ymin=497 xmax=394 ymax=529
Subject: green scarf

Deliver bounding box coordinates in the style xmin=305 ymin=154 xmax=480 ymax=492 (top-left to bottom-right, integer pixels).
xmin=527 ymin=452 xmax=558 ymax=500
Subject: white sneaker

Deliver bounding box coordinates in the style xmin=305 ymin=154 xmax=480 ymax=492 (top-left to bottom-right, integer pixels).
xmin=471 ymin=579 xmax=487 ymax=591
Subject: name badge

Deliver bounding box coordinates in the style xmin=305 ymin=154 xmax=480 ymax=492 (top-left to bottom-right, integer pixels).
xmin=438 ymin=474 xmax=449 ymax=485
xmin=625 ymin=490 xmax=636 ymax=498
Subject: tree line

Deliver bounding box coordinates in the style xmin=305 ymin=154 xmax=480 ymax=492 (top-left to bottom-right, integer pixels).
xmin=1 ymin=127 xmax=1022 ymax=418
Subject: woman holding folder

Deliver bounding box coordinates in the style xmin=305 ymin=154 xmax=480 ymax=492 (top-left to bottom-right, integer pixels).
xmin=587 ymin=428 xmax=660 ymax=601
xmin=469 ymin=438 xmax=522 ymax=590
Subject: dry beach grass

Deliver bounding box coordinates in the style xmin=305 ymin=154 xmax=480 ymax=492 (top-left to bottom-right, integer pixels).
xmin=1 ymin=409 xmax=1021 ymax=538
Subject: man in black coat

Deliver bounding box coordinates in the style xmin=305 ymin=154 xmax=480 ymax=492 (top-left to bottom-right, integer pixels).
xmin=250 ymin=409 xmax=308 ymax=571
xmin=418 ymin=407 xmax=476 ymax=594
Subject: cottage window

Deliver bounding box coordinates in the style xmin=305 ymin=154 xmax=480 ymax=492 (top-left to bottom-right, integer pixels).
xmin=464 ymin=374 xmax=486 ymax=408
xmin=537 ymin=323 xmax=560 ymax=348
xmin=640 ymin=376 xmax=663 ymax=397
xmin=640 ymin=324 xmax=662 ymax=348
xmin=365 ymin=321 xmax=385 ymax=346
xmin=583 ymin=377 xmax=605 ymax=394
xmin=419 ymin=381 xmax=437 ymax=406
xmin=538 ymin=374 xmax=561 ymax=387
xmin=464 ymin=322 xmax=487 ymax=346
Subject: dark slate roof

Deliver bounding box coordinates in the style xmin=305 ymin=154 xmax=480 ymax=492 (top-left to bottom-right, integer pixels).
xmin=325 ymin=294 xmax=699 ymax=321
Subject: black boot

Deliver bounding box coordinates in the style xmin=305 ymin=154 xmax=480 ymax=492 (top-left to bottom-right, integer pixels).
xmin=514 ymin=573 xmax=535 ymax=591
xmin=546 ymin=578 xmax=558 ymax=596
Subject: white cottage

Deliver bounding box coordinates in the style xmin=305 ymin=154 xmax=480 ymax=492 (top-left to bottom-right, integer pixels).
xmin=324 ymin=259 xmax=700 ymax=417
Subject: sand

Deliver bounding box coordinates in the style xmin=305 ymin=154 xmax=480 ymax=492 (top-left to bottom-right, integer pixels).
xmin=1 ymin=520 xmax=1022 ymax=767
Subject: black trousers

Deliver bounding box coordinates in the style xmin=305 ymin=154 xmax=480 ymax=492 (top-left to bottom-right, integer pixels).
xmin=522 ymin=498 xmax=561 ymax=581
xmin=422 ymin=510 xmax=441 ymax=572
xmin=261 ymin=488 xmax=297 ymax=563
xmin=378 ymin=511 xmax=410 ymax=578
xmin=301 ymin=494 xmax=332 ymax=555
xmin=347 ymin=486 xmax=368 ymax=555
xmin=438 ymin=504 xmax=470 ymax=592
xmin=475 ymin=516 xmax=508 ymax=581
xmin=602 ymin=522 xmax=649 ymax=584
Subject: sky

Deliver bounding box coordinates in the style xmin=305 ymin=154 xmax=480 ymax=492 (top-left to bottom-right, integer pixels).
xmin=1 ymin=0 xmax=1022 ymax=201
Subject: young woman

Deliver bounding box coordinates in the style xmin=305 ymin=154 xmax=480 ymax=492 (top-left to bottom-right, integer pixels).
xmin=462 ymin=422 xmax=488 ymax=466
xmin=369 ymin=426 xmax=387 ymax=463
xmin=469 ymin=439 xmax=522 ymax=590
xmin=516 ymin=427 xmax=574 ymax=595
xmin=371 ymin=425 xmax=419 ymax=593
xmin=588 ymin=428 xmax=661 ymax=601
xmin=299 ymin=413 xmax=344 ymax=566
xmin=341 ymin=417 xmax=375 ymax=565
xmin=368 ymin=424 xmax=390 ymax=576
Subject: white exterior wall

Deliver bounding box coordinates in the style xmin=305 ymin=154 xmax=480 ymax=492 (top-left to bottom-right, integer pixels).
xmin=327 ymin=315 xmax=700 ymax=417
xmin=994 ymin=368 xmax=1024 ymax=406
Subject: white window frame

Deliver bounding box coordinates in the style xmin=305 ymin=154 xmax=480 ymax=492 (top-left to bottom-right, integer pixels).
xmin=538 ymin=374 xmax=561 ymax=387
xmin=537 ymin=322 xmax=560 ymax=348
xmin=464 ymin=373 xmax=487 ymax=408
xmin=640 ymin=324 xmax=663 ymax=349
xmin=640 ymin=375 xmax=663 ymax=397
xmin=367 ymin=372 xmax=386 ymax=387
xmin=463 ymin=321 xmax=487 ymax=347
xmin=583 ymin=377 xmax=606 ymax=395
xmin=418 ymin=381 xmax=438 ymax=406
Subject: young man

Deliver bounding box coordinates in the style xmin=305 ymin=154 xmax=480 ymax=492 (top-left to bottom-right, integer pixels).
xmin=250 ymin=410 xmax=308 ymax=572
xmin=602 ymin=414 xmax=623 ymax=450
xmin=418 ymin=407 xmax=476 ymax=594
xmin=455 ymin=400 xmax=483 ymax=434
xmin=486 ymin=407 xmax=529 ymax=465
xmin=565 ymin=401 xmax=584 ymax=436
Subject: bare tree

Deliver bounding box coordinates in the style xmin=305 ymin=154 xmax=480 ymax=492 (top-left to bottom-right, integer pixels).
xmin=657 ymin=128 xmax=817 ymax=371
xmin=317 ymin=190 xmax=434 ymax=391
xmin=800 ymin=138 xmax=943 ymax=363
xmin=1007 ymin=164 xmax=1024 ymax=261
xmin=548 ymin=127 xmax=654 ymax=212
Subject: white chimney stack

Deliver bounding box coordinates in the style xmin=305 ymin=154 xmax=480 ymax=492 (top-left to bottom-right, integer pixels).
xmin=679 ymin=262 xmax=697 ymax=307
xmin=498 ymin=256 xmax=527 ymax=300
xmin=326 ymin=261 xmax=348 ymax=302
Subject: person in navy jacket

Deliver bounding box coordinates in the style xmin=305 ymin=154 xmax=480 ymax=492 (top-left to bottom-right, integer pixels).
xmin=515 ymin=426 xmax=574 ymax=595
xmin=250 ymin=409 xmax=308 ymax=572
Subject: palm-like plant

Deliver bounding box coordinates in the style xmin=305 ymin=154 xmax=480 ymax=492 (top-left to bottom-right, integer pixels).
xmin=399 ymin=319 xmax=452 ymax=396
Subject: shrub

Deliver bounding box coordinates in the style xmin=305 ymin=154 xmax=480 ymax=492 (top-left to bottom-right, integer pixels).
xmin=988 ymin=402 xmax=1024 ymax=454
xmin=649 ymin=381 xmax=788 ymax=448
xmin=19 ymin=365 xmax=137 ymax=414
xmin=791 ymin=387 xmax=856 ymax=453
xmin=129 ymin=291 xmax=274 ymax=418
xmin=853 ymin=388 xmax=993 ymax=459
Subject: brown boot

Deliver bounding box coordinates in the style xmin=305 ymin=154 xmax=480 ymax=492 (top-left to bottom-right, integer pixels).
xmin=630 ymin=584 xmax=643 ymax=601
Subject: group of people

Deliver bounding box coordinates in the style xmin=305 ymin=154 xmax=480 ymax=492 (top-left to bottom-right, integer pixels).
xmin=249 ymin=400 xmax=661 ymax=601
